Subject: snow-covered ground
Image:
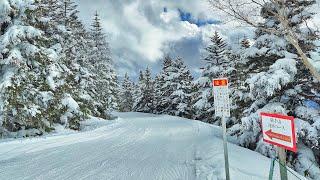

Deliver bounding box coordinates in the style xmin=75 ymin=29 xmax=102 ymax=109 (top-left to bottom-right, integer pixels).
xmin=0 ymin=112 xmax=305 ymax=180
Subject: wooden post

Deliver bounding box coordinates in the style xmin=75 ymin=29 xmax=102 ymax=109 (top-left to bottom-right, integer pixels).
xmin=278 ymin=147 xmax=288 ymax=180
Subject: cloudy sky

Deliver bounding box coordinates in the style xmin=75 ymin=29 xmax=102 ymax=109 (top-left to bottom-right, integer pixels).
xmin=77 ymin=0 xmax=254 ymax=79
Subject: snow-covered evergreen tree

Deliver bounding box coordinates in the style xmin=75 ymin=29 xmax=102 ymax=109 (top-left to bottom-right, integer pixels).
xmin=153 ymin=74 xmax=163 ymax=114
xmin=228 ymin=1 xmax=320 ymax=177
xmin=119 ymin=73 xmax=134 ymax=112
xmin=192 ymin=31 xmax=230 ymax=124
xmin=156 ymin=55 xmax=175 ymax=114
xmin=0 ymin=0 xmax=46 ymax=136
xmin=228 ymin=47 xmax=250 ymax=125
xmin=89 ymin=11 xmax=118 ymax=118
xmin=55 ymin=0 xmax=96 ymax=128
xmin=204 ymin=31 xmax=228 ymax=70
xmin=0 ymin=0 xmax=76 ymax=136
xmin=154 ymin=56 xmax=193 ymax=118
xmin=170 ymin=58 xmax=193 ymax=118
xmin=134 ymin=68 xmax=155 ymax=113
xmin=133 ymin=71 xmax=144 ymax=110
xmin=0 ymin=0 xmax=120 ymax=137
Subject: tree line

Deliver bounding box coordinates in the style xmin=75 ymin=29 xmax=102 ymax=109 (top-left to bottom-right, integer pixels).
xmin=1 ymin=0 xmax=320 ymax=177
xmin=119 ymin=0 xmax=320 ymax=177
xmin=0 ymin=0 xmax=118 ymax=137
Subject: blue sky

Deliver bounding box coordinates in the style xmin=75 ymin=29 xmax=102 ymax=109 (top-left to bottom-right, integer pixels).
xmin=177 ymin=9 xmax=221 ymax=27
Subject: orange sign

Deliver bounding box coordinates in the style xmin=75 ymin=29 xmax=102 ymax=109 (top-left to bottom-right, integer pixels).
xmin=213 ymin=79 xmax=228 ymax=87
xmin=265 ymin=130 xmax=291 ymax=143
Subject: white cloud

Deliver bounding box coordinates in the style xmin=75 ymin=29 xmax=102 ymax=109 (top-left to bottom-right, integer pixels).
xmin=160 ymin=9 xmax=179 ymax=24
xmin=120 ymin=1 xmax=203 ymax=61
xmin=78 ymin=1 xmax=204 ymax=61
xmin=77 ymin=0 xmax=252 ymax=77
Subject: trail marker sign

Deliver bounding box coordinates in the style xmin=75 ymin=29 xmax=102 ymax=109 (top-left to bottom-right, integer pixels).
xmin=261 ymin=113 xmax=297 ymax=152
xmin=212 ymin=78 xmax=231 ymax=180
xmin=212 ymin=78 xmax=230 ymax=117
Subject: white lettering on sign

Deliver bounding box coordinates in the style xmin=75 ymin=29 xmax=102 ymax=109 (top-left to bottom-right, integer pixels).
xmin=261 ymin=113 xmax=297 ymax=152
xmin=212 ymin=78 xmax=230 ymax=117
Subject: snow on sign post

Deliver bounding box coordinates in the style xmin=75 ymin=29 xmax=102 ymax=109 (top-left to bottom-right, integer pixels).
xmin=212 ymin=78 xmax=230 ymax=180
xmin=261 ymin=113 xmax=297 ymax=180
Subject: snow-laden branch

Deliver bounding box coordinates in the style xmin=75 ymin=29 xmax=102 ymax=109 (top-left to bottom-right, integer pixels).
xmin=208 ymin=0 xmax=320 ymax=81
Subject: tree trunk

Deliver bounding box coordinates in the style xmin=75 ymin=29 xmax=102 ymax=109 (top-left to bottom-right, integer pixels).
xmin=286 ymin=34 xmax=320 ymax=81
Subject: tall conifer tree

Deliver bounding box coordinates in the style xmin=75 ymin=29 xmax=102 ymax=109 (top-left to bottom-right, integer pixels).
xmin=119 ymin=73 xmax=134 ymax=112
xmin=134 ymin=68 xmax=155 ymax=113
xmin=192 ymin=31 xmax=229 ymax=124
xmin=89 ymin=11 xmax=118 ymax=118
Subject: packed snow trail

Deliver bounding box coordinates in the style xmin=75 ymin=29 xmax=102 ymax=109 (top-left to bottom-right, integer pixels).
xmin=0 ymin=113 xmax=304 ymax=180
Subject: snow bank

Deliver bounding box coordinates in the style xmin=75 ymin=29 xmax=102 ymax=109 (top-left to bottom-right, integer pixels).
xmin=0 ymin=113 xmax=306 ymax=180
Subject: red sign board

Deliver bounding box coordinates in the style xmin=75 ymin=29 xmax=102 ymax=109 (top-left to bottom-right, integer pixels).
xmin=213 ymin=79 xmax=228 ymax=87
xmin=261 ymin=113 xmax=297 ymax=152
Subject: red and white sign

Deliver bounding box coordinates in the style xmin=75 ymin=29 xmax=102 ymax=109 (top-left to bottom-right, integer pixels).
xmin=261 ymin=113 xmax=297 ymax=152
xmin=212 ymin=78 xmax=230 ymax=117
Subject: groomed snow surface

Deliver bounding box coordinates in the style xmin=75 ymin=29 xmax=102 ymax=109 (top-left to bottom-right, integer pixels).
xmin=0 ymin=113 xmax=305 ymax=180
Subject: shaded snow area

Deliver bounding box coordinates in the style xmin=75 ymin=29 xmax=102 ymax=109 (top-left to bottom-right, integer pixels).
xmin=0 ymin=113 xmax=305 ymax=180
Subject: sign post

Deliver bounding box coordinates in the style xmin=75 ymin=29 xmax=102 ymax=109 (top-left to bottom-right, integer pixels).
xmin=269 ymin=158 xmax=276 ymax=180
xmin=278 ymin=147 xmax=288 ymax=180
xmin=261 ymin=113 xmax=297 ymax=180
xmin=212 ymin=78 xmax=230 ymax=180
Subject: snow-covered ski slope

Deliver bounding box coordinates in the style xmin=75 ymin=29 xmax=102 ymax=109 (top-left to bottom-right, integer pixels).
xmin=0 ymin=112 xmax=305 ymax=180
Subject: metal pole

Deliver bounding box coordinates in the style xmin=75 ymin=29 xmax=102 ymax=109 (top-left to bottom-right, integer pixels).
xmin=269 ymin=158 xmax=275 ymax=180
xmin=278 ymin=147 xmax=288 ymax=180
xmin=222 ymin=116 xmax=230 ymax=180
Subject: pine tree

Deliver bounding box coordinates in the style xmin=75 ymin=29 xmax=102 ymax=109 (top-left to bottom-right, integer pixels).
xmin=228 ymin=1 xmax=320 ymax=177
xmin=134 ymin=68 xmax=155 ymax=113
xmin=89 ymin=11 xmax=118 ymax=118
xmin=119 ymin=73 xmax=134 ymax=112
xmin=204 ymin=31 xmax=228 ymax=69
xmin=156 ymin=55 xmax=174 ymax=114
xmin=52 ymin=0 xmax=94 ymax=129
xmin=170 ymin=58 xmax=193 ymax=118
xmin=151 ymin=56 xmax=194 ymax=118
xmin=0 ymin=0 xmax=120 ymax=136
xmin=133 ymin=70 xmax=144 ymax=111
xmin=192 ymin=31 xmax=229 ymax=124
xmin=153 ymin=74 xmax=163 ymax=114
xmin=34 ymin=0 xmax=93 ymax=130
xmin=0 ymin=0 xmax=67 ymax=136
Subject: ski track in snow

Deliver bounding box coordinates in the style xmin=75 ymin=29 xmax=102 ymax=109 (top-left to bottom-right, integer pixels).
xmin=0 ymin=112 xmax=305 ymax=180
